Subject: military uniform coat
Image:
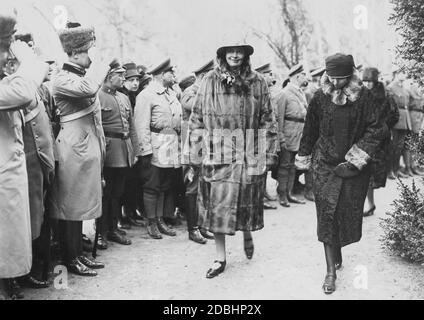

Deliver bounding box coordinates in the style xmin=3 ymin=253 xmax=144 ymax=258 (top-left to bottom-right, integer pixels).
xmin=99 ymin=86 xmax=140 ymax=168
xmin=189 ymin=67 xmax=278 ymax=235
xmin=387 ymin=82 xmax=411 ymax=131
xmin=49 ymin=63 xmax=106 ymax=221
xmin=134 ymin=80 xmax=182 ymax=168
xmin=407 ymin=85 xmax=424 ymax=134
xmin=275 ymin=83 xmax=308 ymax=151
xmin=297 ymin=74 xmax=388 ymax=247
xmin=0 ymin=59 xmax=47 ymax=278
xmin=23 ymin=91 xmax=55 ymax=240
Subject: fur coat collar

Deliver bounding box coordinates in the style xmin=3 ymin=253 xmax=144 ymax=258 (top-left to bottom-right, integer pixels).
xmin=321 ymin=71 xmax=363 ymax=105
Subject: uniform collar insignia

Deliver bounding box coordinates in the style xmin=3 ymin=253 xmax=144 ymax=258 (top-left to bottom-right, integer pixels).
xmin=63 ymin=62 xmax=86 ymax=77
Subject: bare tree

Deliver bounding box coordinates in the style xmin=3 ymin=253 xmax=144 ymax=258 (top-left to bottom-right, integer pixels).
xmin=253 ymin=0 xmax=313 ymax=68
xmin=87 ymin=0 xmax=152 ymax=61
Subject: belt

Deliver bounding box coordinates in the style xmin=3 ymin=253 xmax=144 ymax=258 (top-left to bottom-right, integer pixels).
xmin=104 ymin=131 xmax=130 ymax=140
xmin=60 ymin=103 xmax=97 ymax=123
xmin=284 ymin=116 xmax=305 ymax=123
xmin=150 ymin=126 xmax=162 ymax=134
xmin=24 ymin=107 xmax=41 ymax=123
xmin=410 ymin=108 xmax=424 ymax=113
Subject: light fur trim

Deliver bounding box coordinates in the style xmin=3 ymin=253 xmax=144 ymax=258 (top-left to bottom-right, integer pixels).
xmin=295 ymin=154 xmax=312 ymax=170
xmin=321 ymin=70 xmax=363 ymax=105
xmin=345 ymin=144 xmax=370 ymax=170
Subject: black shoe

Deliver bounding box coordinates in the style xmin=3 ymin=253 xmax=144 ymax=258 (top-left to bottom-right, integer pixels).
xmin=200 ymin=228 xmax=214 ymax=240
xmin=67 ymin=259 xmax=97 ymax=277
xmin=82 ymin=234 xmax=92 ymax=244
xmin=388 ymin=171 xmax=396 ymax=180
xmin=244 ymin=237 xmax=254 ymax=260
xmin=6 ymin=279 xmax=24 ymax=299
xmin=279 ymin=197 xmax=290 ymax=207
xmin=107 ymin=231 xmax=132 ymax=245
xmin=363 ymin=205 xmax=376 ymax=217
xmin=206 ymin=261 xmax=226 ymax=279
xmin=263 ymin=201 xmax=277 ymax=210
xmin=20 ymin=275 xmax=49 ymax=289
xmin=119 ymin=218 xmax=132 ymax=230
xmin=189 ymin=229 xmax=207 ymax=244
xmin=116 ymin=228 xmax=127 ymax=236
xmin=322 ymin=273 xmax=337 ymax=294
xmin=147 ymin=220 xmax=163 ymax=239
xmin=304 ymin=191 xmax=315 ymax=202
xmin=78 ymin=255 xmax=105 ymax=269
xmin=264 ymin=191 xmax=277 ymax=201
xmin=96 ymin=234 xmax=108 ymax=250
xmin=288 ymin=195 xmax=306 ymax=204
xmin=157 ymin=218 xmax=177 ymax=236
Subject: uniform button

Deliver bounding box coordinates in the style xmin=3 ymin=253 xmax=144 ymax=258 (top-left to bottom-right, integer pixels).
xmin=32 ymin=122 xmax=36 ymax=126
xmin=35 ymin=135 xmax=39 ymax=139
xmin=37 ymin=147 xmax=41 ymax=151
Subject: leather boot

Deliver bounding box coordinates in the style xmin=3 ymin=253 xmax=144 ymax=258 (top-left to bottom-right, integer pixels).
xmin=189 ymin=227 xmax=207 ymax=244
xmin=185 ymin=194 xmax=198 ymax=232
xmin=200 ymin=228 xmax=214 ymax=240
xmin=147 ymin=218 xmax=162 ymax=239
xmin=157 ymin=217 xmax=177 ymax=236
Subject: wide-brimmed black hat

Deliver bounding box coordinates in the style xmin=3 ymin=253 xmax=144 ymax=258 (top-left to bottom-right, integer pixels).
xmin=217 ymin=42 xmax=254 ymax=58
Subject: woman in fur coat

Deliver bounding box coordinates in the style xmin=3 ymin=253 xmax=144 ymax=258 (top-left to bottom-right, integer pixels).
xmin=188 ymin=42 xmax=278 ymax=278
xmin=296 ymin=54 xmax=389 ymax=294
xmin=362 ymin=68 xmax=399 ymax=216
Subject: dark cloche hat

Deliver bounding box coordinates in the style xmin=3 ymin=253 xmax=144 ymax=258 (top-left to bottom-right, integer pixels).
xmin=148 ymin=58 xmax=175 ymax=76
xmin=193 ymin=60 xmax=214 ymax=76
xmin=362 ymin=67 xmax=379 ymax=82
xmin=255 ymin=63 xmax=272 ymax=74
xmin=325 ymin=53 xmax=355 ymax=79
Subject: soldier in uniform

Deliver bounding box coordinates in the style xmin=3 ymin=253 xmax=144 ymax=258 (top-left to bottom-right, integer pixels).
xmin=96 ymin=62 xmax=140 ymax=249
xmin=386 ymin=71 xmax=411 ymax=179
xmin=118 ymin=62 xmax=145 ymax=229
xmin=275 ymin=63 xmax=308 ymax=207
xmin=181 ymin=60 xmax=215 ymax=244
xmin=255 ymin=63 xmax=278 ymax=210
xmin=0 ymin=9 xmax=48 ymax=299
xmin=134 ymin=58 xmax=182 ymax=239
xmin=49 ymin=22 xmax=110 ymax=276
xmin=5 ymin=33 xmax=56 ymax=289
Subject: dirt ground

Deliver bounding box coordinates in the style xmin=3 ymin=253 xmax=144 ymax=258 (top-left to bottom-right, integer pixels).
xmin=7 ymin=174 xmax=424 ymax=300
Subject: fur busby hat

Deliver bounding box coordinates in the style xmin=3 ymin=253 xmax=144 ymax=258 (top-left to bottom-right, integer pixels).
xmin=58 ymin=22 xmax=95 ymax=55
xmin=0 ymin=8 xmax=17 ymax=51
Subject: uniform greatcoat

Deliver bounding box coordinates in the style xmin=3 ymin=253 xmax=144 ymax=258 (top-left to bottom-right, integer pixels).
xmin=297 ymin=73 xmax=388 ymax=247
xmin=99 ymin=86 xmax=140 ymax=167
xmin=0 ymin=60 xmax=46 ymax=278
xmin=189 ymin=67 xmax=278 ymax=235
xmin=23 ymin=92 xmax=55 ymax=240
xmin=49 ymin=62 xmax=106 ymax=221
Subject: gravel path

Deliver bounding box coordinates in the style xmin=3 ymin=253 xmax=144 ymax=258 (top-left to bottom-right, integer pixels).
xmin=15 ymin=175 xmax=424 ymax=300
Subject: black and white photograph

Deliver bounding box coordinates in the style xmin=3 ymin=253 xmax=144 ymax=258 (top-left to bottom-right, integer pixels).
xmin=1 ymin=0 xmax=424 ymax=304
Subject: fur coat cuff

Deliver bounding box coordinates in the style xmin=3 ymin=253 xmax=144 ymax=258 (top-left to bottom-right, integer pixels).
xmin=295 ymin=154 xmax=312 ymax=170
xmin=345 ymin=144 xmax=370 ymax=170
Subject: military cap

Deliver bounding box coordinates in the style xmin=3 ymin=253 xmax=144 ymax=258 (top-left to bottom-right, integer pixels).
xmin=356 ymin=64 xmax=363 ymax=71
xmin=148 ymin=58 xmax=175 ymax=76
xmin=310 ymin=67 xmax=325 ymax=78
xmin=288 ymin=63 xmax=304 ymax=77
xmin=108 ymin=60 xmax=126 ymax=75
xmin=255 ymin=63 xmax=272 ymax=74
xmin=58 ymin=22 xmax=95 ymax=54
xmin=193 ymin=60 xmax=214 ymax=77
xmin=325 ymin=53 xmax=355 ymax=78
xmin=179 ymin=74 xmax=196 ymax=91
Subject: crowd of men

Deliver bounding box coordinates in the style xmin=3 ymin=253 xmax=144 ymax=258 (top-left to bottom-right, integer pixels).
xmin=1 ymin=11 xmax=424 ymax=300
